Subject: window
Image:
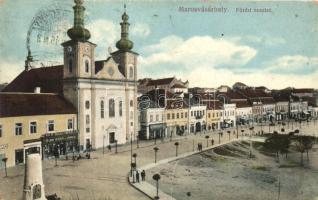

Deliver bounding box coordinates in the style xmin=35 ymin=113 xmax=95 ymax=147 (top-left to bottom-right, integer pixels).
xmin=191 ymin=111 xmax=193 ymax=116
xmin=69 ymin=59 xmax=73 ymax=73
xmin=177 ymin=113 xmax=179 ymax=119
xmin=85 ymin=60 xmax=89 ymax=73
xmin=86 ymin=115 xmax=90 ymax=133
xmin=129 ymin=67 xmax=134 ymax=78
xmin=181 ymin=113 xmax=184 ymax=118
xmin=85 ymin=101 xmax=90 ymax=109
xmin=208 ymin=113 xmax=211 ymax=118
xmin=100 ymin=100 xmax=105 ymax=118
xmin=48 ymin=120 xmax=54 ymax=132
xmin=150 ymin=115 xmax=153 ymax=122
xmin=109 ymin=99 xmax=115 ymax=117
xmin=30 ymin=122 xmax=37 ymax=134
xmin=68 ymin=119 xmax=73 ymax=130
xmin=119 ymin=101 xmax=123 ymax=117
xmin=172 ymin=113 xmax=175 ymax=119
xmin=130 ymin=100 xmax=133 ymax=107
xmin=167 ymin=113 xmax=170 ymax=120
xmin=0 ymin=125 xmax=2 ymax=137
xmin=185 ymin=112 xmax=188 ymax=118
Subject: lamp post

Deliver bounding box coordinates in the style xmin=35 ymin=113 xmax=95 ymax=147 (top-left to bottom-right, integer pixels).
xmin=2 ymin=157 xmax=8 ymax=177
xmin=131 ymin=163 xmax=136 ymax=182
xmin=153 ymin=173 xmax=161 ymax=200
xmin=227 ymin=130 xmax=231 ymax=141
xmin=174 ymin=142 xmax=179 ymax=157
xmin=103 ymin=135 xmax=105 ymax=154
xmin=153 ymin=147 xmax=159 ymax=163
xmin=115 ymin=140 xmax=118 ymax=154
xmin=205 ymin=135 xmax=210 ymax=148
xmin=132 ymin=153 xmax=137 ymax=168
xmin=188 ymin=93 xmax=192 ymax=135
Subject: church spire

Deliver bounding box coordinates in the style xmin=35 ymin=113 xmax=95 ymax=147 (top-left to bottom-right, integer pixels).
xmin=116 ymin=4 xmax=134 ymax=51
xmin=67 ymin=0 xmax=91 ymax=42
xmin=24 ymin=50 xmax=33 ymax=71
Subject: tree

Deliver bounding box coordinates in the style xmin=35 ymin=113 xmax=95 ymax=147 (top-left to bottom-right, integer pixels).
xmin=264 ymin=133 xmax=290 ymax=162
xmin=293 ymin=136 xmax=315 ymax=166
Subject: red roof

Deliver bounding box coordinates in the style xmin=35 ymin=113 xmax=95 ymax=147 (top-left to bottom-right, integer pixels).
xmin=234 ymin=101 xmax=251 ymax=108
xmin=0 ymin=93 xmax=77 ymax=117
xmin=146 ymin=77 xmax=175 ymax=86
xmin=2 ymin=66 xmax=63 ymax=94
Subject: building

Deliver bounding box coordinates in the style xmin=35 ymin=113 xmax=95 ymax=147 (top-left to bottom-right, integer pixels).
xmin=3 ymin=1 xmax=139 ymax=151
xmin=235 ymin=101 xmax=252 ymax=125
xmin=206 ymin=100 xmax=223 ymax=130
xmin=138 ymin=77 xmax=188 ymax=94
xmin=0 ymin=93 xmax=77 ymax=167
xmin=165 ymin=99 xmax=189 ymax=137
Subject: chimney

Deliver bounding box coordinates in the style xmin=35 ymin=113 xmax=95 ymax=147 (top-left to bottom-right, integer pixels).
xmin=34 ymin=87 xmax=41 ymax=94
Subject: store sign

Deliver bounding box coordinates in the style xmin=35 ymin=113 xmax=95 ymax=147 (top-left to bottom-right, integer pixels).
xmin=0 ymin=144 xmax=8 ymax=150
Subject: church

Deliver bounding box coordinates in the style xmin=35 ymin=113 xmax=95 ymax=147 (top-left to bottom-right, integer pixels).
xmin=2 ymin=0 xmax=139 ymax=152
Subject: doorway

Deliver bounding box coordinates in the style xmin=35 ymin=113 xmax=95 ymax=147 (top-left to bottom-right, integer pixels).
xmin=15 ymin=149 xmax=24 ymax=165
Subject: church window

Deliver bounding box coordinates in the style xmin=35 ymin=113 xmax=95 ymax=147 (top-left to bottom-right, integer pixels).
xmin=129 ymin=67 xmax=133 ymax=78
xmin=109 ymin=99 xmax=115 ymax=117
xmin=130 ymin=100 xmax=133 ymax=107
xmin=101 ymin=100 xmax=105 ymax=118
xmin=119 ymin=100 xmax=123 ymax=116
xmin=85 ymin=101 xmax=90 ymax=109
xmin=85 ymin=60 xmax=89 ymax=73
xmin=69 ymin=59 xmax=73 ymax=73
xmin=86 ymin=115 xmax=90 ymax=133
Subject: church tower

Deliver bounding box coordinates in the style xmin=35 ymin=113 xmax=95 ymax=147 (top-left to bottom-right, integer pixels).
xmin=62 ymin=0 xmax=96 ymax=150
xmin=62 ymin=0 xmax=96 ymax=80
xmin=112 ymin=6 xmax=139 ymax=141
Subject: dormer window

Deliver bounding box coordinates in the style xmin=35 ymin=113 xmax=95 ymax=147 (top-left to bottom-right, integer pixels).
xmin=85 ymin=60 xmax=89 ymax=73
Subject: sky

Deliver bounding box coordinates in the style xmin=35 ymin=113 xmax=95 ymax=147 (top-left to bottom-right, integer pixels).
xmin=0 ymin=0 xmax=318 ymax=89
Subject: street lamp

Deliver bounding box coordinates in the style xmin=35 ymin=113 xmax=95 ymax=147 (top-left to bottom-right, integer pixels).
xmin=132 ymin=153 xmax=137 ymax=168
xmin=153 ymin=173 xmax=161 ymax=199
xmin=115 ymin=140 xmax=118 ymax=154
xmin=2 ymin=157 xmax=8 ymax=177
xmin=153 ymin=147 xmax=159 ymax=163
xmin=227 ymin=130 xmax=231 ymax=141
xmin=174 ymin=142 xmax=179 ymax=157
xmin=205 ymin=135 xmax=210 ymax=148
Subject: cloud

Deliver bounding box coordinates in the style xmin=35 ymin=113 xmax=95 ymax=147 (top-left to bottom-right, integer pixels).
xmin=244 ymin=35 xmax=285 ymax=46
xmin=138 ymin=35 xmax=318 ymax=89
xmin=130 ymin=23 xmax=150 ymax=37
xmin=265 ymin=55 xmax=318 ymax=74
xmin=87 ymin=19 xmax=119 ymax=58
xmin=139 ymin=35 xmax=257 ymax=71
xmin=0 ymin=60 xmax=24 ymax=83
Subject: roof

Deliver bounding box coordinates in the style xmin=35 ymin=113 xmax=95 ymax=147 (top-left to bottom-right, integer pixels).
xmin=0 ymin=93 xmax=77 ymax=118
xmin=206 ymin=100 xmax=223 ymax=110
xmin=171 ymin=83 xmax=187 ymax=89
xmin=146 ymin=77 xmax=175 ymax=86
xmin=2 ymin=66 xmax=63 ymax=94
xmin=166 ymin=99 xmax=188 ymax=109
xmin=293 ymin=88 xmax=314 ymax=93
xmin=235 ymin=101 xmax=252 ymax=108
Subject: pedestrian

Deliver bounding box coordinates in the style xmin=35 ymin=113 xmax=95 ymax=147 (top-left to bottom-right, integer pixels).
xmin=211 ymin=139 xmax=214 ymax=146
xmin=136 ymin=170 xmax=140 ymax=183
xmin=108 ymin=145 xmax=112 ymax=152
xmin=141 ymin=170 xmax=146 ymax=181
xmin=197 ymin=143 xmax=200 ymax=151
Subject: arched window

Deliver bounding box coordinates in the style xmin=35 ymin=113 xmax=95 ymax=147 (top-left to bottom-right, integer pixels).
xmin=119 ymin=100 xmax=123 ymax=117
xmin=109 ymin=99 xmax=115 ymax=117
xmin=130 ymin=100 xmax=133 ymax=107
xmin=69 ymin=59 xmax=73 ymax=73
xmin=100 ymin=100 xmax=105 ymax=118
xmin=85 ymin=101 xmax=90 ymax=109
xmin=129 ymin=67 xmax=133 ymax=78
xmin=85 ymin=60 xmax=89 ymax=73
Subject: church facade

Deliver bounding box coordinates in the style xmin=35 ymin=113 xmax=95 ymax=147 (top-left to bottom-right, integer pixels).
xmin=62 ymin=0 xmax=138 ymax=150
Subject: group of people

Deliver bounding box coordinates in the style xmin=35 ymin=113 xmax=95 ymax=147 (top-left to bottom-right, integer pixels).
xmin=133 ymin=169 xmax=146 ymax=183
xmin=197 ymin=143 xmax=203 ymax=151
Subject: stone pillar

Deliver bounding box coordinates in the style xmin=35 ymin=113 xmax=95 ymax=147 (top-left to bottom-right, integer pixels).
xmin=23 ymin=154 xmax=47 ymax=200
